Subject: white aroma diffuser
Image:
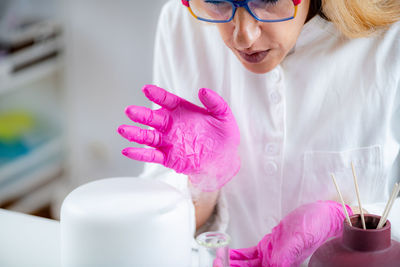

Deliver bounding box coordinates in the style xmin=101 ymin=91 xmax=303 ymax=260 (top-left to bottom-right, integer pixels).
xmin=60 ymin=177 xmax=194 ymax=267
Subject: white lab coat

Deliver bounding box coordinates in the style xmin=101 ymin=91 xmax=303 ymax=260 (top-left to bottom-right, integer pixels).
xmin=137 ymin=0 xmax=400 ymax=254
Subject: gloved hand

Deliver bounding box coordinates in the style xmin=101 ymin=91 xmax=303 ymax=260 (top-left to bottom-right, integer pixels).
xmin=118 ymin=85 xmax=240 ymax=192
xmin=229 ymin=200 xmax=353 ymax=267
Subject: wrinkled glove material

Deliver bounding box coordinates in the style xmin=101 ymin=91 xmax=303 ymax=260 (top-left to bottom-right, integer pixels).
xmin=118 ymin=85 xmax=240 ymax=192
xmin=229 ymin=201 xmax=354 ymax=267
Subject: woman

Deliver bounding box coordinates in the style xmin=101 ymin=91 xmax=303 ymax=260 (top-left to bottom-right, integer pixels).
xmin=118 ymin=0 xmax=400 ymax=265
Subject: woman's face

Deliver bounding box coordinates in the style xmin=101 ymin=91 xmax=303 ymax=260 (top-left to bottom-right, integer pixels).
xmin=215 ymin=0 xmax=310 ymax=74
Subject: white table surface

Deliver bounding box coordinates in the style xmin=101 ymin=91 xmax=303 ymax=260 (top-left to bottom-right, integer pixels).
xmin=0 ymin=209 xmax=200 ymax=267
xmin=0 ymin=209 xmax=60 ymax=267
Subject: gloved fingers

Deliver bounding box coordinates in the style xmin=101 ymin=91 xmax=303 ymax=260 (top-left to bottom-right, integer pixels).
xmin=198 ymin=88 xmax=230 ymax=118
xmin=229 ymin=246 xmax=259 ymax=261
xmin=142 ymin=84 xmax=180 ymax=110
xmin=212 ymin=247 xmax=229 ymax=267
xmin=125 ymin=105 xmax=170 ymax=132
xmin=118 ymin=125 xmax=163 ymax=147
xmin=229 ymin=258 xmax=261 ymax=267
xmin=121 ymin=147 xmax=164 ymax=164
xmin=212 ymin=257 xmax=224 ymax=267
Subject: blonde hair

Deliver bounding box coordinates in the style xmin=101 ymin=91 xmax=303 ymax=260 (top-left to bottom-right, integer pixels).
xmin=319 ymin=0 xmax=400 ymax=38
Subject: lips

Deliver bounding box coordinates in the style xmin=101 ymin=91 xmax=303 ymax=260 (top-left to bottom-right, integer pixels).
xmin=238 ymin=50 xmax=270 ymax=64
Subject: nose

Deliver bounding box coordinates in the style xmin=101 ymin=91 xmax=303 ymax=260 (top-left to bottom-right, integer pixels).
xmin=232 ymin=8 xmax=261 ymax=50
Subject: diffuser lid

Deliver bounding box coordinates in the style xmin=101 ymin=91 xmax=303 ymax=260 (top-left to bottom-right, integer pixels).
xmin=61 ymin=177 xmax=189 ymax=219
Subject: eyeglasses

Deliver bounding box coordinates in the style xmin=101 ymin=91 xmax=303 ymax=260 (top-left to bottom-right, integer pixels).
xmin=181 ymin=0 xmax=301 ymax=23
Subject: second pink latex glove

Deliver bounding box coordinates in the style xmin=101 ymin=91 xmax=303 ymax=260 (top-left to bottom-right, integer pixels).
xmin=118 ymin=85 xmax=240 ymax=192
xmin=229 ymin=200 xmax=353 ymax=267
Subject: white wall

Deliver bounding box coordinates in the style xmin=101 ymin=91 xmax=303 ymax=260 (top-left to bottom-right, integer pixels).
xmin=0 ymin=0 xmax=59 ymax=26
xmin=62 ymin=0 xmax=167 ymax=187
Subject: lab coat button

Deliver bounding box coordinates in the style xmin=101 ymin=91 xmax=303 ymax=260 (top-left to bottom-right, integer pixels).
xmin=270 ymin=70 xmax=281 ymax=82
xmin=265 ymin=143 xmax=278 ymax=155
xmin=269 ymin=92 xmax=281 ymax=104
xmin=264 ymin=161 xmax=278 ymax=175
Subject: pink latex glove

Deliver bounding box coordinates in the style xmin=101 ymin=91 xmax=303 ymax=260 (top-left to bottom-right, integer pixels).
xmin=230 ymin=201 xmax=353 ymax=267
xmin=118 ymin=85 xmax=240 ymax=192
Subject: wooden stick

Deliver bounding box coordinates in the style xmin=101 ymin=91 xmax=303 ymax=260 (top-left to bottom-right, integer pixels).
xmin=351 ymin=162 xmax=366 ymax=230
xmin=331 ymin=173 xmax=352 ymax=226
xmin=377 ymin=183 xmax=400 ymax=229
xmin=377 ymin=183 xmax=398 ymax=229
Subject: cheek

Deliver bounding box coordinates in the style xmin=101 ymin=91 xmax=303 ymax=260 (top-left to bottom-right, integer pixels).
xmin=260 ymin=23 xmax=300 ymax=52
xmin=216 ymin=24 xmax=235 ymax=49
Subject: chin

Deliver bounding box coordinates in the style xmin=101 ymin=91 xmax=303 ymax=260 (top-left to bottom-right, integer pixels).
xmin=241 ymin=60 xmax=278 ymax=74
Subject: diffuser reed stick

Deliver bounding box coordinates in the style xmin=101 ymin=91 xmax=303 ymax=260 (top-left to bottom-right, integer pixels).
xmin=351 ymin=162 xmax=366 ymax=230
xmin=377 ymin=183 xmax=400 ymax=229
xmin=331 ymin=173 xmax=352 ymax=226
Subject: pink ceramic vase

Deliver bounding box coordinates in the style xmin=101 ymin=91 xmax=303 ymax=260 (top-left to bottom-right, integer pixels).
xmin=309 ymin=214 xmax=400 ymax=267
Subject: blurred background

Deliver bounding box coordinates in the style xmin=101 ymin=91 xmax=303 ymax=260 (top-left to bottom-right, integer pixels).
xmin=0 ymin=0 xmax=167 ymax=220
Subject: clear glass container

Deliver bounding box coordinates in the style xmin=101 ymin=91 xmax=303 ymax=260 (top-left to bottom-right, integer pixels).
xmin=196 ymin=231 xmax=230 ymax=267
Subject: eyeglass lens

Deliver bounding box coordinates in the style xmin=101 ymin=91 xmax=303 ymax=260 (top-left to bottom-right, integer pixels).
xmin=190 ymin=0 xmax=295 ymax=22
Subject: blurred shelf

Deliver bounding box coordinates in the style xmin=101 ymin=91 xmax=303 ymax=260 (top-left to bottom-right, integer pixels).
xmin=0 ymin=137 xmax=63 ymax=205
xmin=6 ymin=176 xmax=63 ymax=215
xmin=0 ymin=58 xmax=61 ymax=96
